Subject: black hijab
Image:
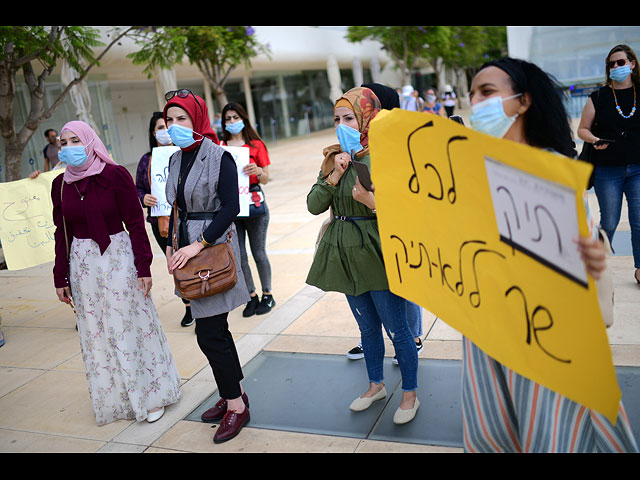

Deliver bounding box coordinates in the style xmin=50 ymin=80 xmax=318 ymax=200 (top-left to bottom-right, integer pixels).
xmin=362 ymin=83 xmax=400 ymax=110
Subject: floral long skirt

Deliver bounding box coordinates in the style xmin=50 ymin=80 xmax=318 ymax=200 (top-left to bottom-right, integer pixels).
xmin=69 ymin=231 xmax=182 ymax=425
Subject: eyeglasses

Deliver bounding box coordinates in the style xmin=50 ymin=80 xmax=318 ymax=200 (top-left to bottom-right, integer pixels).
xmin=164 ymin=89 xmax=204 ymax=114
xmin=608 ymin=59 xmax=628 ymax=69
xmin=165 ymin=89 xmax=194 ymax=101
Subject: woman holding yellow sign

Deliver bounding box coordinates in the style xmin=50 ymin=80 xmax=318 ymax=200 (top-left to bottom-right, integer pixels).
xmin=51 ymin=120 xmax=181 ymax=426
xmin=306 ymin=87 xmax=420 ymax=425
xmin=462 ymin=57 xmax=637 ymax=452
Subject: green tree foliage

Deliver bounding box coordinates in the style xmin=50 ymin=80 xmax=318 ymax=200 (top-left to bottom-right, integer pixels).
xmin=0 ymin=26 xmax=132 ymax=181
xmin=347 ymin=26 xmax=452 ymax=86
xmin=128 ymin=26 xmax=270 ymax=108
xmin=346 ymin=26 xmax=507 ymax=89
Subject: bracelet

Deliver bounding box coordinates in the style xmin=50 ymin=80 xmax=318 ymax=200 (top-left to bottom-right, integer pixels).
xmin=197 ymin=233 xmax=212 ymax=247
xmin=325 ymin=170 xmax=337 ymax=186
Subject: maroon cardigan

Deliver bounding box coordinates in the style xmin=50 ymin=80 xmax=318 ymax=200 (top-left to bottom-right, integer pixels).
xmin=51 ymin=164 xmax=153 ymax=288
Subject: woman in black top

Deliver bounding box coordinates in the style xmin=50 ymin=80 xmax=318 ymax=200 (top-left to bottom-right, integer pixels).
xmin=579 ymin=44 xmax=640 ymax=284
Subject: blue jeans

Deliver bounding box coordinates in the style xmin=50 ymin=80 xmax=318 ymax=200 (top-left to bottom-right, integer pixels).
xmin=407 ymin=301 xmax=423 ymax=337
xmin=593 ymin=164 xmax=640 ymax=268
xmin=346 ymin=290 xmax=418 ymax=392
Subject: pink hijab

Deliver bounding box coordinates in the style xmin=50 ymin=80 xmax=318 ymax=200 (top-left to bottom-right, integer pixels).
xmin=60 ymin=120 xmax=118 ymax=183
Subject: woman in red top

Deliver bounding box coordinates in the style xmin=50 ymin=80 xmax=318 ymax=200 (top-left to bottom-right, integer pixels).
xmin=220 ymin=103 xmax=275 ymax=317
xmin=51 ymin=120 xmax=181 ymax=426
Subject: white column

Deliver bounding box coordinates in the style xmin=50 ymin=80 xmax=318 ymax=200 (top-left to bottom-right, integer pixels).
xmin=242 ymin=74 xmax=256 ymax=127
xmin=277 ymin=74 xmax=291 ymax=137
xmin=352 ymin=56 xmax=363 ymax=87
xmin=202 ymin=78 xmax=214 ymax=124
xmin=154 ymin=67 xmax=177 ymax=110
xmin=370 ymin=57 xmax=381 ymax=84
xmin=327 ymin=54 xmax=343 ymax=102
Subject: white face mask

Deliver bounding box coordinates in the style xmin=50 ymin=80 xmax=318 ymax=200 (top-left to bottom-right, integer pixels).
xmin=470 ymin=93 xmax=522 ymax=138
xmin=155 ymin=128 xmax=173 ymax=146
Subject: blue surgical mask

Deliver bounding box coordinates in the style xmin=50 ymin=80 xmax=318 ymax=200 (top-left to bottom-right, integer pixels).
xmin=58 ymin=140 xmax=94 ymax=167
xmin=336 ymin=123 xmax=363 ymax=156
xmin=470 ymin=94 xmax=522 ymax=139
xmin=225 ymin=121 xmax=245 ymax=135
xmin=168 ymin=124 xmax=201 ymax=148
xmin=610 ymin=65 xmax=632 ymax=83
xmin=155 ymin=128 xmax=173 ymax=146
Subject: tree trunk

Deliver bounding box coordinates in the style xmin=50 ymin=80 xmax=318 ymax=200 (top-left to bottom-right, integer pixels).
xmin=4 ymin=137 xmax=27 ymax=182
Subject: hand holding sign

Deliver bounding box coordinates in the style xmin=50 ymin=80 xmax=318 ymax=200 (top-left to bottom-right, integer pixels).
xmin=369 ymin=109 xmax=619 ymax=422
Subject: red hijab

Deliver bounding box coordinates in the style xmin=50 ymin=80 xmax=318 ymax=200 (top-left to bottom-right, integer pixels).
xmin=163 ymin=91 xmax=219 ymax=150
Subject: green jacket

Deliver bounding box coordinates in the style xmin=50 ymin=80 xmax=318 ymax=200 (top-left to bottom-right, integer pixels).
xmin=306 ymin=154 xmax=389 ymax=296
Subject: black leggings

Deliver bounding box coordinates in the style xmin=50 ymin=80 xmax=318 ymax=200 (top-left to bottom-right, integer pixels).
xmin=195 ymin=312 xmax=244 ymax=400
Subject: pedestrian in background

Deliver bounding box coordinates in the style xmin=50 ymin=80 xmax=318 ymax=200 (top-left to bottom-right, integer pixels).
xmin=307 ymin=86 xmax=420 ymax=425
xmin=463 ymin=57 xmax=638 ymax=452
xmin=43 ymin=128 xmax=60 ymax=171
xmin=421 ymin=88 xmax=447 ymax=117
xmin=578 ymin=44 xmax=640 ymax=286
xmin=51 ymin=120 xmax=181 ymax=426
xmin=400 ymin=85 xmax=423 ymax=111
xmin=219 ymin=102 xmax=276 ymax=317
xmin=163 ymin=90 xmax=251 ymax=444
xmin=442 ymin=85 xmax=456 ymax=117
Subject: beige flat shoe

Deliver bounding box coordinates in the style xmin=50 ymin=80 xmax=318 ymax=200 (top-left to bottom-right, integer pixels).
xmin=349 ymin=386 xmax=387 ymax=412
xmin=393 ymin=397 xmax=420 ymax=424
xmin=146 ymin=407 xmax=165 ymax=423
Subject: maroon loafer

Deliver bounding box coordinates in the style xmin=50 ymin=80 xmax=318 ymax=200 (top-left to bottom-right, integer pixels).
xmin=213 ymin=407 xmax=250 ymax=444
xmin=201 ymin=392 xmax=249 ymax=423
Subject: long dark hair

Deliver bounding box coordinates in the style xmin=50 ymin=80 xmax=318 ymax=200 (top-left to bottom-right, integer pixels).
xmin=221 ymin=103 xmax=266 ymax=150
xmin=479 ymin=57 xmax=576 ymax=158
xmin=605 ymin=44 xmax=640 ymax=86
xmin=147 ymin=111 xmax=165 ymax=154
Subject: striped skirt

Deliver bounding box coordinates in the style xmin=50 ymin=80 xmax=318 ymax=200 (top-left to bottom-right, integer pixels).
xmin=461 ymin=336 xmax=638 ymax=453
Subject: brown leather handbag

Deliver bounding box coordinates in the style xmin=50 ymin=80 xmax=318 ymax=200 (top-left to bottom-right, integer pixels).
xmin=171 ymin=202 xmax=238 ymax=301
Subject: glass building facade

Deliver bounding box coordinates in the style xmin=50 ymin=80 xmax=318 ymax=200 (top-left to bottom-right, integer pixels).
xmin=508 ymin=26 xmax=640 ymax=118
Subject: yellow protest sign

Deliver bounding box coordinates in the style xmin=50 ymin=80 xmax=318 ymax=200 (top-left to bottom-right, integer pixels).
xmin=0 ymin=170 xmax=62 ymax=270
xmin=369 ymin=109 xmax=620 ymax=423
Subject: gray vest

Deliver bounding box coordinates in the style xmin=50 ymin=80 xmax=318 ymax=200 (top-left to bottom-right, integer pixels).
xmin=165 ymin=138 xmax=250 ymax=318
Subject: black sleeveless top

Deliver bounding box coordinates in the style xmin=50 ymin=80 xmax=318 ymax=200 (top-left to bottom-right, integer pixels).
xmin=589 ymin=83 xmax=640 ymax=166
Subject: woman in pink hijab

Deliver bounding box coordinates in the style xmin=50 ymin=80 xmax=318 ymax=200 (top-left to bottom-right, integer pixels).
xmin=51 ymin=120 xmax=181 ymax=426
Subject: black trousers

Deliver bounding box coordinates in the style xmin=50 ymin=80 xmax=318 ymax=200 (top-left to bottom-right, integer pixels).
xmin=195 ymin=312 xmax=244 ymax=400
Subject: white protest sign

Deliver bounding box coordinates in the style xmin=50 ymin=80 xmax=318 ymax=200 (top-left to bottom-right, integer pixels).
xmin=220 ymin=145 xmax=250 ymax=217
xmin=150 ymin=146 xmax=179 ymax=216
xmin=484 ymin=156 xmax=587 ymax=286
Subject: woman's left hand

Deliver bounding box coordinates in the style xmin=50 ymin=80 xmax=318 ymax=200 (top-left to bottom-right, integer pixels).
xmin=243 ymin=163 xmax=262 ymax=177
xmin=138 ymin=277 xmax=153 ymax=298
xmin=169 ymin=242 xmax=204 ymax=271
xmin=575 ymin=235 xmax=607 ymax=280
xmin=352 ymin=177 xmax=376 ymax=211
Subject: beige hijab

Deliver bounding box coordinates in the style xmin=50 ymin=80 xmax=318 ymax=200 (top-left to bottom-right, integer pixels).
xmin=321 ymin=87 xmax=381 ymax=177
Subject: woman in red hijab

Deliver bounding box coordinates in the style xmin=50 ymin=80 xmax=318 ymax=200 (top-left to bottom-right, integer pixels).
xmin=163 ymin=90 xmax=252 ymax=444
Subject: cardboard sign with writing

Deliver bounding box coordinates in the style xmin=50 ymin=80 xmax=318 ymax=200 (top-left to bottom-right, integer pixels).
xmin=0 ymin=170 xmax=62 ymax=270
xmin=369 ymin=109 xmax=619 ymax=422
xmin=150 ymin=146 xmax=180 ymax=217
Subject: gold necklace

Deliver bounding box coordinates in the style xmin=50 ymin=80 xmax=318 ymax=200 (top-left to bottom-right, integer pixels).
xmin=611 ymin=84 xmax=637 ymax=119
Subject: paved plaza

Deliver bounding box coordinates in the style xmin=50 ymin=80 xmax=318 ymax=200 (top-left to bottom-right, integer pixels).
xmin=1 ymin=112 xmax=638 ymax=453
